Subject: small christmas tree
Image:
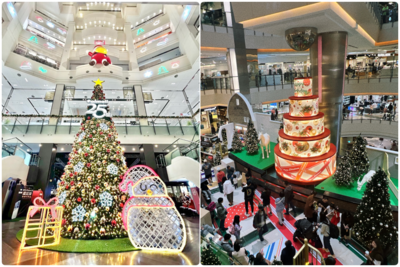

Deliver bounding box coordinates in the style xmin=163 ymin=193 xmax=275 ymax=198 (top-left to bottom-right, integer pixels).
xmin=349 ymin=135 xmax=370 ymax=178
xmin=353 ymin=168 xmax=398 ymax=249
xmin=201 ymin=247 xmax=222 ymax=265
xmin=333 ymin=151 xmax=353 ymax=186
xmin=231 ymin=131 xmax=243 ymax=152
xmin=57 ymin=79 xmax=128 ymax=239
xmin=213 ymin=151 xmax=221 ymax=166
xmin=245 ymin=119 xmax=259 ymax=154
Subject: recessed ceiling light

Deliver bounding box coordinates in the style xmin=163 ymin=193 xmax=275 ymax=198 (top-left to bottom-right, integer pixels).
xmin=155 ymin=145 xmax=158 ymax=147
xmin=173 ymin=145 xmax=177 ymax=147
xmin=132 ymin=148 xmax=135 ymax=151
xmin=27 ymin=149 xmax=30 ymax=152
xmin=171 ymin=83 xmax=175 ymax=85
xmin=61 ymin=148 xmax=64 ymax=151
xmin=39 ymin=144 xmax=42 ymax=147
xmin=166 ymin=149 xmax=170 ymax=152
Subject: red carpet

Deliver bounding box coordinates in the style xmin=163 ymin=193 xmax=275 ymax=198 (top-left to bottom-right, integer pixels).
xmin=225 ymin=201 xmax=259 ymax=228
xmin=254 ymin=191 xmax=343 ymax=265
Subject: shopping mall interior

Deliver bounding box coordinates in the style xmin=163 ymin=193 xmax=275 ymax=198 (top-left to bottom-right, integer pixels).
xmin=2 ymin=2 xmax=199 ymax=265
xmin=200 ymin=2 xmax=398 ymax=266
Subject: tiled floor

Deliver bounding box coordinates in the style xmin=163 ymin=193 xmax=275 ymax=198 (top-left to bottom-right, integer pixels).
xmin=2 ymin=217 xmax=199 ymax=265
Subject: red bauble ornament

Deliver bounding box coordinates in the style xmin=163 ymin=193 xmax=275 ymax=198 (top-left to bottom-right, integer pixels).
xmin=120 ymin=175 xmax=123 ymax=180
xmin=117 ymin=159 xmax=120 ymax=162
xmin=96 ymin=124 xmax=99 ymax=127
xmin=87 ymin=163 xmax=91 ymax=168
xmin=119 ymin=203 xmax=124 ymax=208
xmin=74 ymin=151 xmax=78 ymax=154
xmin=62 ymin=205 xmax=66 ymax=209
xmin=67 ymin=162 xmax=71 ymax=165
xmin=76 ymin=133 xmax=79 ymax=137
xmin=61 ymin=181 xmax=65 ymax=185
xmin=95 ymin=185 xmax=100 ymax=190
xmin=74 ymin=172 xmax=78 ymax=175
xmin=69 ymin=173 xmax=73 ymax=177
xmin=79 ymin=142 xmax=82 ymax=145
xmin=65 ymin=185 xmax=69 ymax=190
xmin=111 ymin=220 xmax=116 ymax=226
xmin=107 ymin=149 xmax=110 ymax=153
xmin=90 ymin=145 xmax=93 ymax=149
xmin=118 ymin=141 xmax=120 ymax=144
xmin=77 ymin=197 xmax=82 ymax=202
xmin=70 ymin=181 xmax=75 ymax=186
xmin=85 ymin=153 xmax=88 ymax=157
xmin=88 ymin=116 xmax=91 ymax=119
xmin=100 ymin=132 xmax=103 ymax=135
xmin=89 ymin=134 xmax=93 ymax=138
xmin=108 ymin=134 xmax=112 ymax=137
xmin=91 ymin=198 xmax=96 ymax=204
xmin=116 ymin=151 xmax=120 ymax=155
xmin=85 ymin=223 xmax=90 ymax=230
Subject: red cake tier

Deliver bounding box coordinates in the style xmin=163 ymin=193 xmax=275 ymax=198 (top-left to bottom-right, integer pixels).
xmin=274 ymin=144 xmax=337 ymax=185
xmin=289 ymin=95 xmax=319 ymax=117
xmin=278 ymin=129 xmax=331 ymax=158
xmin=283 ymin=112 xmax=325 ymax=137
xmin=294 ymin=77 xmax=313 ymax=97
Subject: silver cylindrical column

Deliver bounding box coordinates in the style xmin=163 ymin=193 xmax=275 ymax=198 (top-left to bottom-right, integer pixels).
xmin=310 ymin=31 xmax=348 ymax=154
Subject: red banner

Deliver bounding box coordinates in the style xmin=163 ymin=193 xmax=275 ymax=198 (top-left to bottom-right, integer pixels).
xmin=190 ymin=187 xmax=199 ymax=213
xmin=95 ymin=40 xmax=105 ymax=45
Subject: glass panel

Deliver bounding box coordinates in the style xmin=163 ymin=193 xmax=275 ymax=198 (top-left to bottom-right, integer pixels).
xmin=155 ymin=126 xmax=169 ymax=135
xmin=141 ymin=126 xmax=155 ymax=135
xmin=42 ymin=125 xmax=57 ymax=134
xmin=56 ymin=125 xmax=70 ymax=134
xmin=5 ymin=89 xmax=54 ymax=115
xmin=27 ymin=125 xmax=42 ymax=134
xmin=127 ymin=125 xmax=141 ymax=135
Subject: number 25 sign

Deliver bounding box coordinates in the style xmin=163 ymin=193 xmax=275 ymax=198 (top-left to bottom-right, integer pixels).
xmin=86 ymin=100 xmax=110 ymax=119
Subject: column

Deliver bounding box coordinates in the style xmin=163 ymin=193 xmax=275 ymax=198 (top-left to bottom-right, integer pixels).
xmin=310 ymin=31 xmax=348 ymax=151
xmin=133 ymin=85 xmax=148 ymax=126
xmin=36 ymin=144 xmax=57 ymax=200
xmin=49 ymin=84 xmax=65 ymax=125
xmin=165 ymin=5 xmax=199 ymax=66
xmin=139 ymin=144 xmax=157 ymax=170
xmin=225 ymin=3 xmax=250 ymax=97
xmin=59 ymin=21 xmax=75 ymax=70
xmin=124 ymin=23 xmax=139 ymax=70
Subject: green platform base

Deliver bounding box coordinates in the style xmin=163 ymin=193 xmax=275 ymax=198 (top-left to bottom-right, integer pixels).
xmin=229 ymin=142 xmax=277 ymax=173
xmin=16 ymin=229 xmax=140 ymax=253
xmin=315 ymin=174 xmax=398 ymax=207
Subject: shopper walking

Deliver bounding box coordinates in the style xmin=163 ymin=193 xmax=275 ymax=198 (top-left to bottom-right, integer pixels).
xmin=261 ymin=186 xmax=273 ymax=216
xmin=227 ymin=165 xmax=235 ymax=183
xmin=242 ymin=181 xmax=256 ymax=216
xmin=223 ymin=177 xmax=235 ymax=206
xmin=229 ymin=215 xmax=242 ymax=241
xmin=275 ymin=192 xmax=286 ymax=226
xmin=216 ymin=167 xmax=225 ymax=193
xmin=281 ymin=240 xmax=296 ymax=265
xmin=340 ymin=211 xmax=354 ymax=246
xmin=253 ymin=204 xmax=269 ymax=242
xmin=320 ymin=212 xmax=335 ymax=258
xmin=202 ymin=159 xmax=213 ymax=184
xmin=284 ymin=183 xmax=296 ymax=216
xmin=216 ymin=197 xmax=228 ymax=232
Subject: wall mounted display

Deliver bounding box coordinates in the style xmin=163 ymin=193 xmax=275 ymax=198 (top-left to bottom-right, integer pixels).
xmin=276 ymin=76 xmax=336 ymax=184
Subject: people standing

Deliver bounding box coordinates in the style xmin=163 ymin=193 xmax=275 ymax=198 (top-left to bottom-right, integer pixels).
xmin=230 ymin=215 xmax=242 ymax=241
xmin=201 ymin=178 xmax=211 ymax=203
xmin=254 ymin=250 xmax=271 ymax=265
xmin=227 ymin=166 xmax=235 ymax=183
xmin=244 ymin=167 xmax=252 ymax=183
xmin=365 ymin=239 xmax=385 ymax=265
xmin=275 ymin=192 xmax=286 ymax=226
xmin=320 ymin=212 xmax=335 ymax=258
xmin=223 ymin=177 xmax=235 ymax=206
xmin=232 ymin=175 xmax=238 ymax=189
xmin=284 ymin=183 xmax=296 ymax=217
xmin=281 ymin=240 xmax=296 ymax=265
xmin=211 ymin=124 xmax=216 ymax=135
xmin=232 ymin=241 xmax=249 ymax=265
xmin=202 ymin=159 xmax=213 ymax=184
xmin=261 ymin=186 xmax=273 ymax=216
xmin=330 ymin=205 xmax=340 ymax=226
xmin=220 ymin=234 xmax=235 ymax=254
xmin=216 ymin=197 xmax=228 ymax=232
xmin=253 ymin=204 xmax=269 ymax=242
xmin=388 ymin=103 xmax=393 ymax=115
xmin=242 ymin=181 xmax=255 ymax=216
xmin=216 ymin=167 xmax=225 ymax=193
xmin=304 ymin=191 xmax=317 ymax=222
xmin=340 ymin=211 xmax=354 ymax=246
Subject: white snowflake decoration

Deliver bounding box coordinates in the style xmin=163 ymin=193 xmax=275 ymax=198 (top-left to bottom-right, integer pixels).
xmin=58 ymin=191 xmax=67 ymax=204
xmin=72 ymin=205 xmax=86 ymax=222
xmin=99 ymin=191 xmax=113 ymax=207
xmin=107 ymin=163 xmax=118 ymax=175
xmin=99 ymin=123 xmax=109 ymax=131
xmin=78 ymin=132 xmax=86 ymax=142
xmin=74 ymin=161 xmax=84 ymax=173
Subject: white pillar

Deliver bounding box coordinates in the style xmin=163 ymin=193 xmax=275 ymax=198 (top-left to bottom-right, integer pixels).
xmin=124 ymin=22 xmax=139 ymax=71
xmin=165 ymin=5 xmax=199 ymax=66
xmin=59 ymin=21 xmax=75 ymax=70
xmin=49 ymin=84 xmax=65 ymax=125
xmin=133 ymin=85 xmax=148 ymax=126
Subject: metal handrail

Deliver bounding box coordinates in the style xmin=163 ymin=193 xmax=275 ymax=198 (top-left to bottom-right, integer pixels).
xmin=200 ymin=236 xmax=243 ymax=265
xmin=293 ymin=238 xmax=326 ymax=265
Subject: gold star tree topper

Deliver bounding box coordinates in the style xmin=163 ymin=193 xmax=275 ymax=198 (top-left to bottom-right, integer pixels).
xmin=92 ymin=79 xmax=105 ymax=86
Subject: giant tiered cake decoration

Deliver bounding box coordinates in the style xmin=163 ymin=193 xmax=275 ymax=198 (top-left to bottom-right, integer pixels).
xmin=275 ymin=77 xmax=337 ymax=184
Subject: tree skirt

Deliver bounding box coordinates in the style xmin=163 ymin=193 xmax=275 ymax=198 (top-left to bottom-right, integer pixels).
xmin=224 ymin=201 xmax=260 ymax=228
xmin=16 ymin=229 xmax=140 ymax=253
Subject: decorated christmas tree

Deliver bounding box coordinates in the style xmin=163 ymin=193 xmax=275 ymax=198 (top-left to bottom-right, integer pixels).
xmin=333 ymin=151 xmax=353 ymax=186
xmin=353 ymin=168 xmax=398 ymax=249
xmin=245 ymin=119 xmax=259 ymax=154
xmin=201 ymin=247 xmax=222 ymax=265
xmin=349 ymin=135 xmax=370 ymax=178
xmin=231 ymin=131 xmax=243 ymax=152
xmin=57 ymin=79 xmax=129 ymax=239
xmin=213 ymin=150 xmax=221 ymax=166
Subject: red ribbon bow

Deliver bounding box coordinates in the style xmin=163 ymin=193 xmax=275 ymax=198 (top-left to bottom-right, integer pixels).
xmin=29 ymin=197 xmax=59 ymax=219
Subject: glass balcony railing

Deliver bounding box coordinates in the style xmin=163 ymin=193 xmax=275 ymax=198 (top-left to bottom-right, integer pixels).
xmin=2 ymin=116 xmax=199 ymax=136
xmin=2 ymin=137 xmax=40 ymax=166
xmin=156 ymin=138 xmax=199 ymax=167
